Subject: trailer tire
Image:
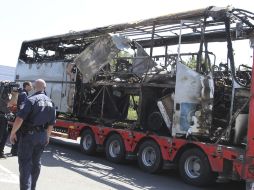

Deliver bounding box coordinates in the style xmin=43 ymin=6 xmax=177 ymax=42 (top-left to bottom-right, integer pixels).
xmin=179 ymin=148 xmax=217 ymax=186
xmin=80 ymin=129 xmax=96 ymax=155
xmin=105 ymin=134 xmax=125 ymax=163
xmin=137 ymin=140 xmax=162 ymax=173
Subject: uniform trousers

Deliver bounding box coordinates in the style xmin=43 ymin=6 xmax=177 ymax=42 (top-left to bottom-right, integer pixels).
xmin=18 ymin=130 xmax=47 ymax=190
xmin=0 ymin=114 xmax=8 ymax=154
xmin=11 ymin=130 xmax=21 ymax=155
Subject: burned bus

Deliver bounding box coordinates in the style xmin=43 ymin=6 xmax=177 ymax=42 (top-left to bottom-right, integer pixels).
xmin=15 ymin=6 xmax=254 ymax=189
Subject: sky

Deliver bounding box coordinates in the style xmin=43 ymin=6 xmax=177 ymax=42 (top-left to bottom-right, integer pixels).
xmin=0 ymin=0 xmax=254 ymax=67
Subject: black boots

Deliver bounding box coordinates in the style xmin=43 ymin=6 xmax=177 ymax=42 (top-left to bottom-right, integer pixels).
xmin=0 ymin=151 xmax=6 ymax=158
xmin=11 ymin=149 xmax=18 ymax=156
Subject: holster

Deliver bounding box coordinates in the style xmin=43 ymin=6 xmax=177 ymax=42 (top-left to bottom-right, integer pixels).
xmin=20 ymin=121 xmax=34 ymax=132
xmin=20 ymin=121 xmax=48 ymax=134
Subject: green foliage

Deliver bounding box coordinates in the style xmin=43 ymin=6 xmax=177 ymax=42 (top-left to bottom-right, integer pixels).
xmin=127 ymin=96 xmax=139 ymax=120
xmin=117 ymin=50 xmax=132 ymax=58
xmin=127 ymin=108 xmax=137 ymax=120
xmin=183 ymin=56 xmax=196 ymax=69
xmin=183 ymin=56 xmax=210 ymax=71
xmin=111 ymin=50 xmax=133 ymax=71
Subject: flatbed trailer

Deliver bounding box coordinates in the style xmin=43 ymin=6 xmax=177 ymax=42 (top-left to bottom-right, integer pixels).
xmin=52 ymin=95 xmax=254 ymax=188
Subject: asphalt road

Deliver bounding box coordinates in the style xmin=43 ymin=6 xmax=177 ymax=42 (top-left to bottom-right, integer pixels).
xmin=0 ymin=137 xmax=245 ymax=190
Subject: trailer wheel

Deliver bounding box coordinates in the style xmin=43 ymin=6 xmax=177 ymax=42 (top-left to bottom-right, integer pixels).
xmin=80 ymin=129 xmax=96 ymax=155
xmin=179 ymin=148 xmax=217 ymax=186
xmin=105 ymin=134 xmax=125 ymax=163
xmin=137 ymin=140 xmax=162 ymax=173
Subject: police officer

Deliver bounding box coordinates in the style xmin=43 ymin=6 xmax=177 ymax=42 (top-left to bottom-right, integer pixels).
xmin=11 ymin=81 xmax=32 ymax=156
xmin=10 ymin=79 xmax=56 ymax=190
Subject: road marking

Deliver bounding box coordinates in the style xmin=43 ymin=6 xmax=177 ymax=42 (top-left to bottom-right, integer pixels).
xmin=0 ymin=164 xmax=19 ymax=184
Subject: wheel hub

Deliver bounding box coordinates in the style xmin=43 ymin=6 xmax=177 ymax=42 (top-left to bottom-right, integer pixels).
xmin=109 ymin=140 xmax=120 ymax=158
xmin=142 ymin=146 xmax=156 ymax=167
xmin=184 ymin=156 xmax=201 ymax=179
xmin=83 ymin=135 xmax=92 ymax=150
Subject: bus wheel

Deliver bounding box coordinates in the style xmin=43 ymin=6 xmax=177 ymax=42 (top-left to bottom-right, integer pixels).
xmin=179 ymin=148 xmax=217 ymax=186
xmin=137 ymin=140 xmax=162 ymax=173
xmin=80 ymin=129 xmax=96 ymax=155
xmin=105 ymin=134 xmax=125 ymax=163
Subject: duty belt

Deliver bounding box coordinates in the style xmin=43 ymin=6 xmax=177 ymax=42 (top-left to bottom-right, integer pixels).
xmin=21 ymin=125 xmax=46 ymax=135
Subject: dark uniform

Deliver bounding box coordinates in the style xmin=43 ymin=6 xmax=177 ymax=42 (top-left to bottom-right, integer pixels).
xmin=0 ymin=89 xmax=11 ymax=158
xmin=17 ymin=89 xmax=29 ymax=110
xmin=11 ymin=89 xmax=29 ymax=155
xmin=17 ymin=91 xmax=56 ymax=190
xmin=0 ymin=113 xmax=8 ymax=157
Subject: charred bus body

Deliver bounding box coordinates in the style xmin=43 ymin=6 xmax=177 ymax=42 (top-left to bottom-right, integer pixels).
xmin=16 ymin=7 xmax=254 ymax=144
xmin=15 ymin=6 xmax=254 ymax=188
